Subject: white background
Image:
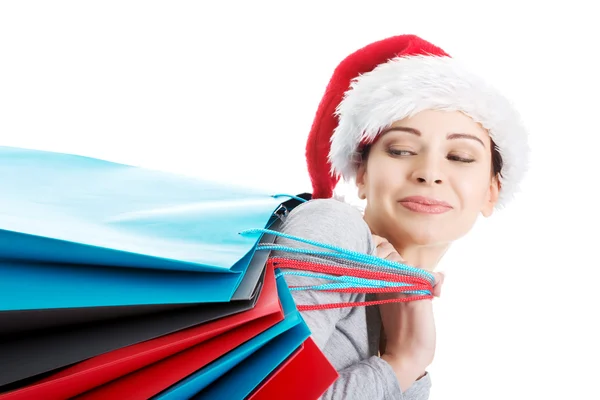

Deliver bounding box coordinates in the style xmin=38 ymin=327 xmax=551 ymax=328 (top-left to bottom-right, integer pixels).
xmin=1 ymin=1 xmax=598 ymax=399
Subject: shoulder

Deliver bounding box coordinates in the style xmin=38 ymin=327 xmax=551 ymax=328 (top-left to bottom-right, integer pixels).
xmin=286 ymin=198 xmax=364 ymax=222
xmin=277 ymin=198 xmax=374 ymax=255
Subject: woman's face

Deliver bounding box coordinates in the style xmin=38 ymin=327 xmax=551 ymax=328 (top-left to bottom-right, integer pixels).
xmin=357 ymin=109 xmax=500 ymax=247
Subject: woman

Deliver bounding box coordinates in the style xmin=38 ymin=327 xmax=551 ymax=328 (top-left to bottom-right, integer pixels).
xmin=270 ymin=35 xmax=529 ymax=399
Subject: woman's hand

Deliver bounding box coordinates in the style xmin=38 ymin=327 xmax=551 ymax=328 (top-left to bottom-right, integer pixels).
xmin=372 ymin=234 xmax=445 ymax=391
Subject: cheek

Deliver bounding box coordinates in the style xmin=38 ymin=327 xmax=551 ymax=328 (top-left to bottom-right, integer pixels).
xmin=368 ymin=159 xmax=402 ymax=195
xmin=455 ymin=172 xmax=491 ymax=209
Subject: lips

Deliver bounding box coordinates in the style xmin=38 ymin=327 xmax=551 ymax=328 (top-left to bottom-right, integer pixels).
xmin=398 ymin=196 xmax=453 ymax=214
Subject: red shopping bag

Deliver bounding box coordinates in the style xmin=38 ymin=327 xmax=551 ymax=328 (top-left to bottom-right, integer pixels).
xmin=248 ymin=337 xmax=338 ymax=400
xmin=0 ymin=263 xmax=282 ymax=400
xmin=75 ymin=302 xmax=284 ymax=399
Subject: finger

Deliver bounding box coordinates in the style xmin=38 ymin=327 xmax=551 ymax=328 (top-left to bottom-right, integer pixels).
xmin=387 ymin=252 xmax=405 ymax=263
xmin=372 ymin=235 xmax=390 ymax=255
xmin=372 ymin=234 xmax=386 ymax=247
xmin=376 ymin=242 xmax=405 ymax=262
xmin=377 ymin=242 xmax=397 ymax=259
xmin=432 ymin=272 xmax=445 ymax=297
xmin=372 ymin=234 xmax=405 ymax=263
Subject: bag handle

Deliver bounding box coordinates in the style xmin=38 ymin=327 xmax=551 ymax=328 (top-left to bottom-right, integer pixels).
xmin=269 ymin=258 xmax=432 ymax=311
xmin=242 ymin=228 xmax=435 ymax=284
xmin=241 ymin=227 xmax=435 ymax=311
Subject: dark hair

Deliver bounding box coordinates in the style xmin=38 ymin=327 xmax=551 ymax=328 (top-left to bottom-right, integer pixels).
xmin=490 ymin=140 xmax=503 ymax=178
xmin=359 ymin=139 xmax=504 ymax=178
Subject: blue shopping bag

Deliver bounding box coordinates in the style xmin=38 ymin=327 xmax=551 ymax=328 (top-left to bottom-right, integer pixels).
xmin=0 ymin=215 xmax=284 ymax=311
xmin=0 ymin=247 xmax=250 ymax=311
xmin=155 ymin=270 xmax=310 ymax=400
xmin=0 ymin=146 xmax=292 ymax=310
xmin=0 ymin=146 xmax=283 ymax=273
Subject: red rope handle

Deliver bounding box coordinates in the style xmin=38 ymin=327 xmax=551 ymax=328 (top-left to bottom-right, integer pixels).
xmin=288 ymin=284 xmax=431 ymax=294
xmin=268 ymin=258 xmax=434 ymax=311
xmin=297 ymin=294 xmax=433 ymax=311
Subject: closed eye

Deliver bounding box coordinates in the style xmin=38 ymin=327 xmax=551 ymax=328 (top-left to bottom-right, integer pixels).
xmin=388 ymin=148 xmax=475 ymax=163
xmin=448 ymin=154 xmax=475 ymax=163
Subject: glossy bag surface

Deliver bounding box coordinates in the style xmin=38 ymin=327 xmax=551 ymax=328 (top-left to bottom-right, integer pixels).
xmin=0 ymin=146 xmax=282 ymax=273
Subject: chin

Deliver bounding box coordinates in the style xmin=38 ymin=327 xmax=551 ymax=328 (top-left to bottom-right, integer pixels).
xmin=393 ymin=219 xmax=452 ymax=247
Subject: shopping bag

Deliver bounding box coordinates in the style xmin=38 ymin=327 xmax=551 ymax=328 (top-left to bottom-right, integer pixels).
xmin=0 ymin=263 xmax=282 ymax=399
xmin=0 ymin=240 xmax=268 ymax=337
xmin=247 ymin=337 xmax=339 ymax=400
xmin=0 ymin=189 xmax=284 ymax=317
xmin=0 ymin=257 xmax=246 ymax=310
xmin=0 ymin=265 xmax=266 ymax=388
xmin=68 ymin=268 xmax=301 ymax=399
xmin=0 ymin=146 xmax=285 ymax=335
xmin=190 ymin=304 xmax=311 ymax=400
xmin=156 ymin=268 xmax=310 ymax=400
xmin=0 ymin=146 xmax=283 ymax=273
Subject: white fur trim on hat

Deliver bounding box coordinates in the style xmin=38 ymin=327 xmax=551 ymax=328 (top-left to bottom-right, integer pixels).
xmin=328 ymin=55 xmax=529 ymax=208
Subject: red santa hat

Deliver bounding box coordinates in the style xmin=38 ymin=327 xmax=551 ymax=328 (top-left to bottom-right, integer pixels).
xmin=306 ymin=34 xmax=529 ymax=208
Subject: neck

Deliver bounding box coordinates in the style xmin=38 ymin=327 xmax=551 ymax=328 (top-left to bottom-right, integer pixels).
xmin=390 ymin=242 xmax=448 ymax=272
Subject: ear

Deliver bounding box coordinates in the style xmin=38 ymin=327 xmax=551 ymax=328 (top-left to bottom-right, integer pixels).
xmin=481 ymin=174 xmax=500 ymax=217
xmin=355 ymin=163 xmax=368 ymax=200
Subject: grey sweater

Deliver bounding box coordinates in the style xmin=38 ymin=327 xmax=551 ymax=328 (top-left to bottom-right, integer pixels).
xmin=272 ymin=198 xmax=431 ymax=400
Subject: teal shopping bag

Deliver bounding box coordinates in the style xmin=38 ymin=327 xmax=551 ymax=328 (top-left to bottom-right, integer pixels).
xmin=0 ymin=146 xmax=283 ymax=273
xmin=0 ymin=248 xmax=252 ymax=310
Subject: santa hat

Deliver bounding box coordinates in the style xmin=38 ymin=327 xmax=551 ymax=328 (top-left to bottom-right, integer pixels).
xmin=306 ymin=34 xmax=529 ymax=208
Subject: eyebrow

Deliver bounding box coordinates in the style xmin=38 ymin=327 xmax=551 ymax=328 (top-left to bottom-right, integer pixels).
xmin=381 ymin=126 xmax=486 ymax=147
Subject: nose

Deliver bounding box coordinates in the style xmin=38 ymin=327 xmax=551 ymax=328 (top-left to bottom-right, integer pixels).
xmin=410 ymin=156 xmax=444 ymax=186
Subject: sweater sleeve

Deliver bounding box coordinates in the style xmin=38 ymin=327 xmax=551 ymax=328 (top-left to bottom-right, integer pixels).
xmin=271 ymin=199 xmax=431 ymax=400
xmin=323 ymin=358 xmax=432 ymax=400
